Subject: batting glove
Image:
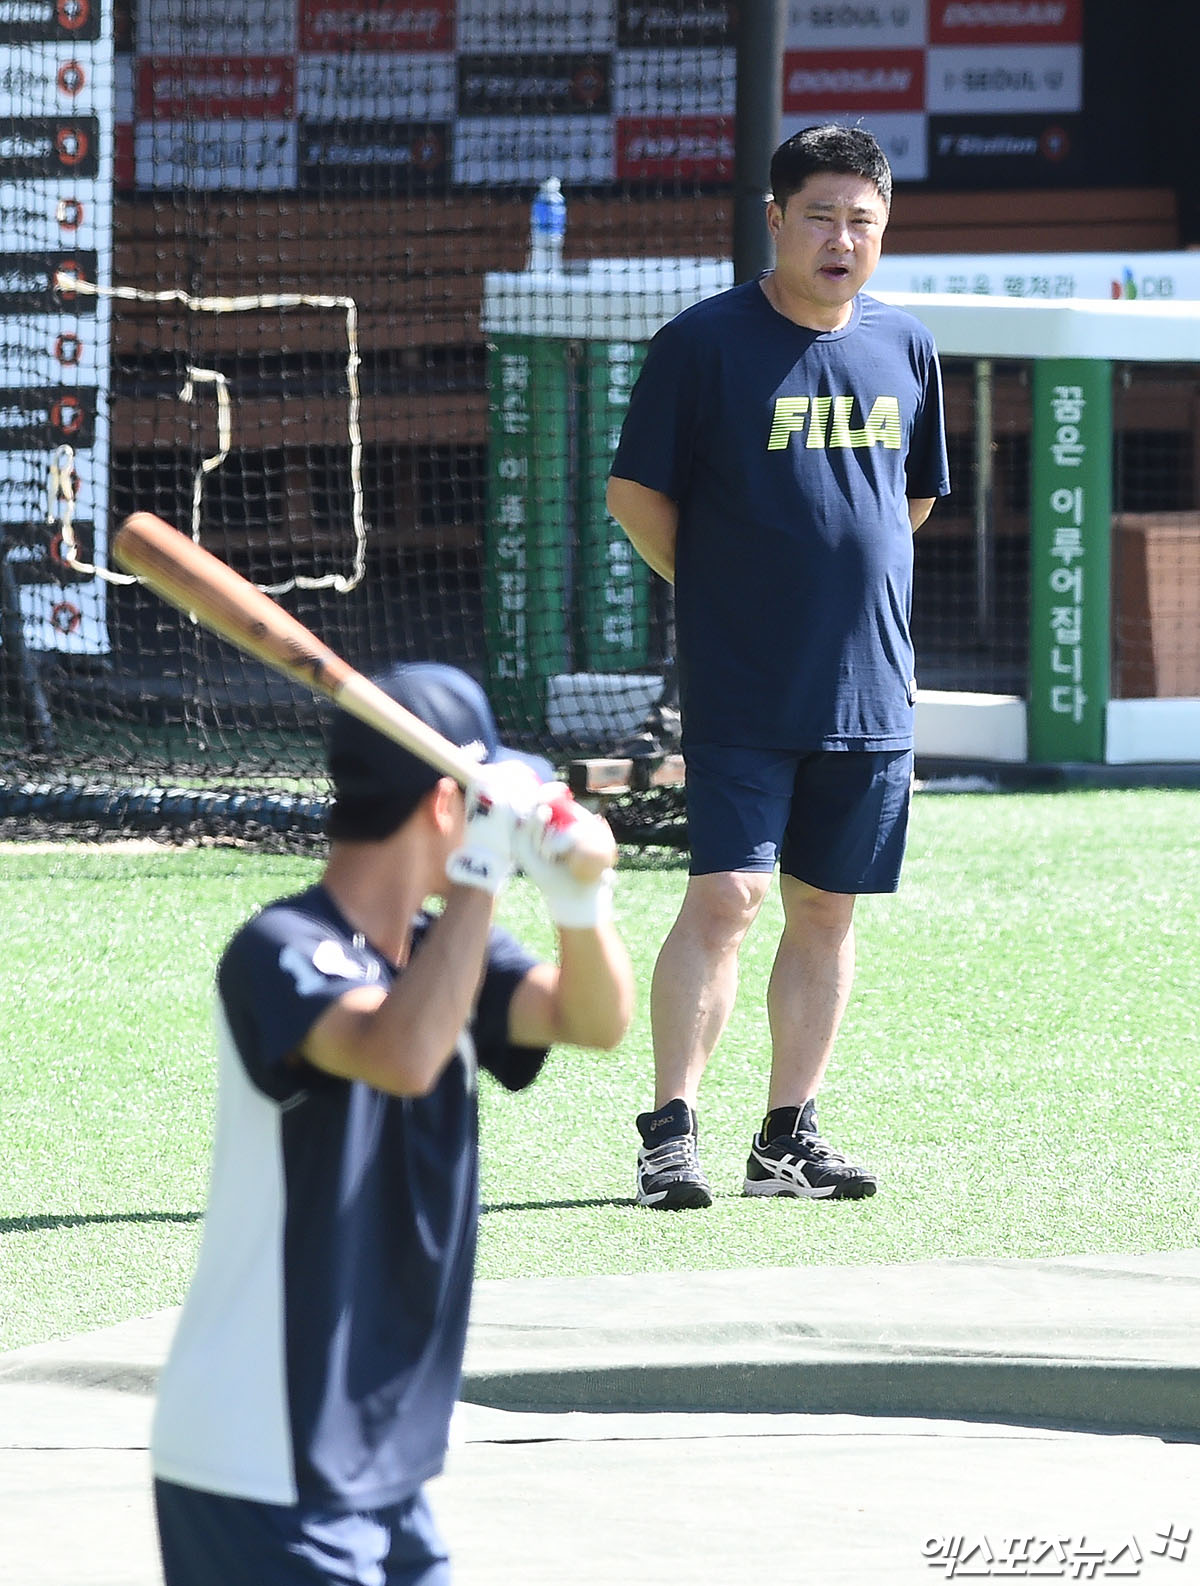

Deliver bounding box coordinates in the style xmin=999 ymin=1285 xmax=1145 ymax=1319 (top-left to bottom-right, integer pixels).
xmin=446 ymin=763 xmax=542 ymax=897
xmin=513 ymin=783 xmax=616 ymax=928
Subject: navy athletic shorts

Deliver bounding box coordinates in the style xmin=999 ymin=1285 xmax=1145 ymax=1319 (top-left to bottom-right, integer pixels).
xmin=154 ymin=1479 xmax=451 ymax=1586
xmin=683 ymin=744 xmax=913 ymax=894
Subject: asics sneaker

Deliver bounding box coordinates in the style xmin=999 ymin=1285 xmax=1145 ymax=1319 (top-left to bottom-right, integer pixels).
xmin=635 ymin=1098 xmax=713 ymax=1209
xmin=743 ymin=1099 xmax=877 ymax=1200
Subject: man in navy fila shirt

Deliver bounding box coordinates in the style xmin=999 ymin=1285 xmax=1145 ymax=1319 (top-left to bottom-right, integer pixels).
xmin=151 ymin=663 xmax=632 ymax=1584
xmin=608 ymin=124 xmax=950 ymax=1211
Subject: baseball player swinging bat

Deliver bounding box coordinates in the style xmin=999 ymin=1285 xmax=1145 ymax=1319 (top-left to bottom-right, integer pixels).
xmin=112 ymin=513 xmax=616 ymax=883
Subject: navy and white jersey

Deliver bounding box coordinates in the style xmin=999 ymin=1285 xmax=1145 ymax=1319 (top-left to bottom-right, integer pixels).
xmin=612 ymin=281 xmax=951 ymax=752
xmin=151 ymin=885 xmax=545 ymax=1513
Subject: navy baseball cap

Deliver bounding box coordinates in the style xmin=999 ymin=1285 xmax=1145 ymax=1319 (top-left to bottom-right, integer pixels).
xmin=327 ymin=661 xmax=553 ymax=840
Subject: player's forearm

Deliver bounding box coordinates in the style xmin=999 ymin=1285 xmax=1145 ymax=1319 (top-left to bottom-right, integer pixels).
xmin=547 ymin=924 xmax=635 ymax=1050
xmin=305 ymin=890 xmax=494 ymax=1096
xmin=376 ymin=889 xmax=497 ymax=1089
xmin=606 ymin=476 xmax=678 ymax=583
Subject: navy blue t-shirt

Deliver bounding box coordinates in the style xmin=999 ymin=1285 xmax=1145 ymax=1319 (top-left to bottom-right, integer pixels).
xmin=151 ymin=885 xmax=545 ymax=1513
xmin=612 ymin=281 xmax=951 ymax=750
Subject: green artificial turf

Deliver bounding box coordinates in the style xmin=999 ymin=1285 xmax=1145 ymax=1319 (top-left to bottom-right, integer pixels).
xmin=1 ymin=787 xmax=1197 ymax=1350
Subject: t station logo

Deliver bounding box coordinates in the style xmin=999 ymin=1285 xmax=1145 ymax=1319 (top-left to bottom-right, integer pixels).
xmin=0 ymin=249 xmax=97 ymax=312
xmin=0 ymin=0 xmax=101 ymax=42
xmin=457 ymin=54 xmax=612 ymax=116
xmin=0 ymin=387 xmax=96 ymax=450
xmin=0 ymin=115 xmax=99 ymax=178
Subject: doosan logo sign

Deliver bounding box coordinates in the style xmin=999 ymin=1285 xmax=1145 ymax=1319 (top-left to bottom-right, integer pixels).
xmin=942 ymin=3 xmax=1067 ymax=22
xmin=930 ymin=0 xmax=1081 ymax=42
xmin=783 ymin=48 xmax=924 ymax=110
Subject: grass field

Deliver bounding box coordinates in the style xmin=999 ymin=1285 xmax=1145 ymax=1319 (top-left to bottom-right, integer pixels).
xmin=2 ymin=786 xmax=1197 ymax=1352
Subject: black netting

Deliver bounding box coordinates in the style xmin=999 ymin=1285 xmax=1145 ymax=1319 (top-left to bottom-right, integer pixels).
xmin=1 ymin=4 xmax=1194 ymax=845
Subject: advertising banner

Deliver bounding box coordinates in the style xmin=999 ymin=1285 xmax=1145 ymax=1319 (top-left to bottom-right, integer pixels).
xmin=927 ymin=112 xmax=1080 ymax=184
xmin=870 ymin=250 xmax=1200 ymax=300
xmin=786 ymin=1 xmax=927 ymax=49
xmin=118 ymin=0 xmax=1094 ymax=191
xmin=612 ymin=47 xmax=733 ymax=117
xmin=783 ymin=48 xmax=926 ymax=113
xmin=298 ymin=118 xmax=447 ymax=193
xmin=298 ymin=0 xmax=453 ymax=53
xmin=0 ymin=0 xmax=102 ymax=45
xmin=460 ymin=0 xmax=613 ymax=52
xmin=456 ymin=53 xmax=612 ymax=117
xmin=928 ymin=0 xmax=1083 ymax=46
xmin=453 ymin=115 xmax=613 ymax=187
xmin=577 ymin=339 xmax=650 ymax=671
xmin=615 ymin=115 xmax=732 ymax=182
xmin=295 ymin=54 xmax=455 ymax=120
xmin=141 ymin=0 xmax=295 ymax=55
xmin=1 ymin=0 xmax=111 ymax=655
xmin=616 ymin=0 xmax=733 ymax=47
xmin=135 ymin=120 xmax=298 ymax=190
xmin=136 ymin=56 xmax=296 ymax=121
xmin=484 ymin=335 xmax=571 ymax=731
xmin=1028 ymin=359 xmax=1111 ymax=763
xmin=926 ymin=44 xmax=1082 ymax=114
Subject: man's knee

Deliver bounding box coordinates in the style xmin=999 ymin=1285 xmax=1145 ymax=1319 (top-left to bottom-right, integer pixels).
xmin=780 ymin=876 xmax=856 ymax=934
xmin=679 ymin=870 xmax=772 ymax=946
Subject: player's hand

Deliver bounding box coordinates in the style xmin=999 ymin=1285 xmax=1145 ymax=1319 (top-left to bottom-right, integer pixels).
xmin=446 ymin=763 xmax=543 ymax=896
xmin=513 ymin=783 xmax=616 ymax=928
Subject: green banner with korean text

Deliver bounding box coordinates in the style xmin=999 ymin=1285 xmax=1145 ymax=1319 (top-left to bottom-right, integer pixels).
xmin=577 ymin=339 xmax=651 ymax=670
xmin=1028 ymin=361 xmax=1112 ymax=763
xmin=483 ymin=334 xmax=571 ymax=733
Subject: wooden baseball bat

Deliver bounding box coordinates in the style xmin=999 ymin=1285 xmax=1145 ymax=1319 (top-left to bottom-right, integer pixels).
xmin=112 ymin=513 xmax=615 ymax=881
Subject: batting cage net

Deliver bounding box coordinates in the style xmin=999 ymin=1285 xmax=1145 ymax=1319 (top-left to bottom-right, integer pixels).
xmin=2 ymin=2 xmax=1198 ymax=847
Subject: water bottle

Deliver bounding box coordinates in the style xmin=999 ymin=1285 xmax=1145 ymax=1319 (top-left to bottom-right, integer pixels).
xmin=527 ymin=176 xmax=566 ymax=273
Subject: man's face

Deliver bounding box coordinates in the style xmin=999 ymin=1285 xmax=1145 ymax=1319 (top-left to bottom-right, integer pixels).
xmin=767 ymin=171 xmax=888 ymax=321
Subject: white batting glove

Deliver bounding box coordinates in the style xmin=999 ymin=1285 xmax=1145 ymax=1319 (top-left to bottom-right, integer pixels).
xmin=446 ymin=763 xmax=542 ymax=897
xmin=513 ymin=783 xmax=615 ymax=928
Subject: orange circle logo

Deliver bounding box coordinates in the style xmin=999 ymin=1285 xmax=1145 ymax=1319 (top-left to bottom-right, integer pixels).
xmin=55 ymin=126 xmax=89 ymax=165
xmin=51 ymin=398 xmax=84 ymax=436
xmin=56 ymin=0 xmax=90 ymax=31
xmin=51 ymin=601 xmax=82 ymax=634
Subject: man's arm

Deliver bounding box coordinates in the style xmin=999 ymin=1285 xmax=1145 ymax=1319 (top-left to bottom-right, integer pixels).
xmin=606 ymin=475 xmax=679 ymax=584
xmin=300 ymin=887 xmax=498 ymax=1098
xmin=908 ymin=497 xmax=936 ymax=533
xmin=505 ymin=922 xmax=633 ymax=1053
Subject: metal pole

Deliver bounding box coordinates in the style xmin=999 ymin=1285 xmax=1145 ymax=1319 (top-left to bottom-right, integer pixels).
xmin=973 ymin=358 xmax=995 ymax=645
xmin=733 ymin=0 xmax=785 ymax=284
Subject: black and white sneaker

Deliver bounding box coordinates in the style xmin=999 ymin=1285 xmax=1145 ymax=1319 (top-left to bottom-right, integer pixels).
xmin=743 ymin=1100 xmax=877 ymax=1200
xmin=636 ymin=1098 xmax=713 ymax=1209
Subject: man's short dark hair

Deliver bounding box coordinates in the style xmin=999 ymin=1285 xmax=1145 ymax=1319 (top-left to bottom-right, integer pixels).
xmin=769 ymin=123 xmax=893 ymax=213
